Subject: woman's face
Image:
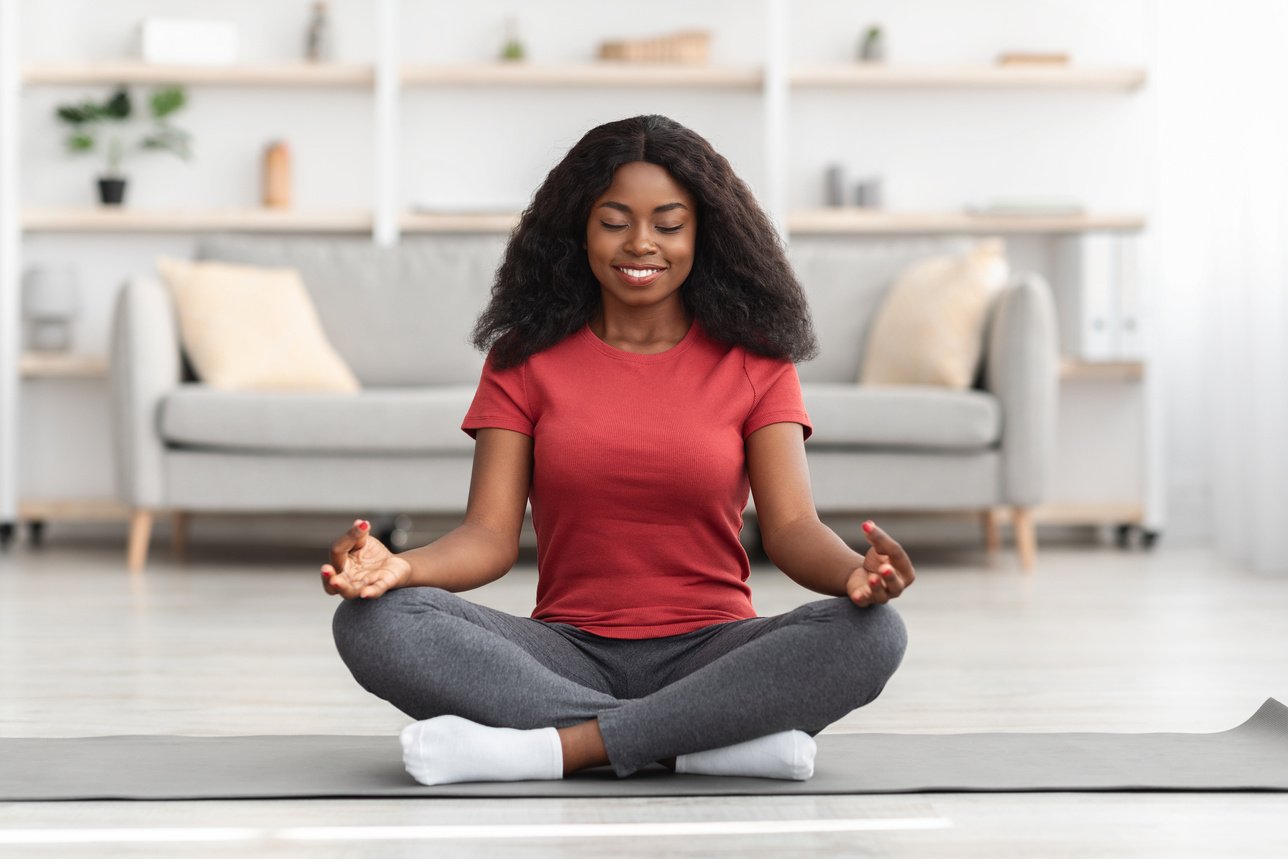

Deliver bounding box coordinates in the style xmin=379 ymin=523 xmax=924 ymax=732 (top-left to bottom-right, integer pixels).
xmin=585 ymin=161 xmax=697 ymax=315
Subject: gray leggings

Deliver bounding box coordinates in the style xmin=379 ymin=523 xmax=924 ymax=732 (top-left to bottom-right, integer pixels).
xmin=333 ymin=587 xmax=907 ymax=777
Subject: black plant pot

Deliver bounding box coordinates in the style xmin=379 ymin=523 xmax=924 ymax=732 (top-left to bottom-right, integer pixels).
xmin=97 ymin=177 xmax=127 ymax=206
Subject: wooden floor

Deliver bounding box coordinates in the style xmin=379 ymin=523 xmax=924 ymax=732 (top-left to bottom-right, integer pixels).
xmin=1 ymin=535 xmax=1286 ymax=857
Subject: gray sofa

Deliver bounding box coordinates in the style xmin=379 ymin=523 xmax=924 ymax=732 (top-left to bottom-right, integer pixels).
xmin=110 ymin=234 xmax=1057 ymax=571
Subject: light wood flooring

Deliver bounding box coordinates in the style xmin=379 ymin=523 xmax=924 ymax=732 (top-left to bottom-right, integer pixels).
xmin=1 ymin=534 xmax=1286 ymax=858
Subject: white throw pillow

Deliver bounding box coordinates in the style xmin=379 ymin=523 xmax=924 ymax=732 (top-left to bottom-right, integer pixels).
xmin=156 ymin=257 xmax=360 ymax=393
xmin=859 ymin=240 xmax=1010 ymax=389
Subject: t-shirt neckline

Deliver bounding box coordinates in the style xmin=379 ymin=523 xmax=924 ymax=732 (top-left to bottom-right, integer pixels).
xmin=579 ymin=318 xmax=702 ymax=363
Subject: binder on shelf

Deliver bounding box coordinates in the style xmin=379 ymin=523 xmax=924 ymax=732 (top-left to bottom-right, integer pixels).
xmin=1053 ymin=234 xmax=1116 ymax=361
xmin=1114 ymin=235 xmax=1144 ymax=360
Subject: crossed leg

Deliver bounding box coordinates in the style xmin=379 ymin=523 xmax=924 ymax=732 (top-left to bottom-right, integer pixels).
xmin=333 ymin=588 xmax=907 ymax=782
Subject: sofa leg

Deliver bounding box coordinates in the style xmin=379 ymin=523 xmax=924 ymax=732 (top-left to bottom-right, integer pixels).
xmin=127 ymin=509 xmax=154 ymax=573
xmin=171 ymin=511 xmax=190 ymax=559
xmin=982 ymin=508 xmax=1001 ymax=554
xmin=1012 ymin=507 xmax=1037 ymax=571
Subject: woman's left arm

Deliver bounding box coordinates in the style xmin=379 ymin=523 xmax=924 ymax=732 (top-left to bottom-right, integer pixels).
xmin=745 ymin=422 xmax=915 ymax=607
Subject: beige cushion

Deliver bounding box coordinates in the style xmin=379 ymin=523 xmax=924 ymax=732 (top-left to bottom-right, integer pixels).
xmin=156 ymin=258 xmax=360 ymax=393
xmin=859 ymin=240 xmax=1009 ymax=389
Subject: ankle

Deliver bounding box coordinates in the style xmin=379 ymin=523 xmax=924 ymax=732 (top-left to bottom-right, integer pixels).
xmin=557 ymin=719 xmax=610 ymax=774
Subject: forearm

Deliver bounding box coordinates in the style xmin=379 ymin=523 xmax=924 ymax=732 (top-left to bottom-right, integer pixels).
xmin=762 ymin=514 xmax=865 ymax=597
xmin=397 ymin=521 xmax=518 ymax=592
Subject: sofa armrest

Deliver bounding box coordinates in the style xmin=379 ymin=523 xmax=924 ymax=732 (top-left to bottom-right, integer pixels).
xmin=982 ymin=273 xmax=1059 ymax=506
xmin=109 ymin=275 xmax=181 ymax=508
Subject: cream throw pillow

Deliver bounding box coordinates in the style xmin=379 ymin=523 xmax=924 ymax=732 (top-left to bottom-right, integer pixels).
xmin=156 ymin=257 xmax=360 ymax=393
xmin=859 ymin=240 xmax=1009 ymax=389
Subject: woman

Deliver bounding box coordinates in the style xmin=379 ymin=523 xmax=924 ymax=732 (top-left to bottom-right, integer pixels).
xmin=323 ymin=115 xmax=912 ymax=786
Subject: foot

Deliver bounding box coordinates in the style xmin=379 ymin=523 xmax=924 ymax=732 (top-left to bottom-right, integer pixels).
xmin=675 ymin=730 xmax=817 ymax=781
xmin=400 ymin=715 xmax=564 ymax=786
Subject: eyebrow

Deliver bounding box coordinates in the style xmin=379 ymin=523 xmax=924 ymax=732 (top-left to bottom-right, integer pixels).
xmin=597 ymin=201 xmax=689 ymax=214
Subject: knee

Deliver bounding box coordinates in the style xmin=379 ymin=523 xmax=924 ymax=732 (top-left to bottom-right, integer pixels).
xmin=816 ymin=599 xmax=908 ymax=701
xmin=331 ymin=586 xmax=454 ymax=665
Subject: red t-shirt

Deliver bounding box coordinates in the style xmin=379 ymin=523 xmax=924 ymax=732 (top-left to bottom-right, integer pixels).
xmin=462 ymin=320 xmax=812 ymax=638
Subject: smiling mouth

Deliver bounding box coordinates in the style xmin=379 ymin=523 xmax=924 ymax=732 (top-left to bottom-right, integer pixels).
xmin=612 ymin=265 xmax=667 ymax=286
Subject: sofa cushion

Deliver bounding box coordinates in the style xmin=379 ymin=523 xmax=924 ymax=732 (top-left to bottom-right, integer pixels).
xmin=788 ymin=237 xmax=975 ymax=383
xmin=158 ymin=385 xmax=478 ymax=454
xmin=860 ymin=240 xmax=1009 ymax=389
xmin=802 ymin=383 xmax=1001 ymax=450
xmin=197 ymin=235 xmax=506 ymax=387
xmin=156 ymin=257 xmax=361 ymax=393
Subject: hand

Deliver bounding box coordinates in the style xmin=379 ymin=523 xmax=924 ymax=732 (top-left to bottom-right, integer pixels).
xmin=845 ymin=520 xmax=916 ymax=608
xmin=320 ymin=519 xmax=412 ymax=600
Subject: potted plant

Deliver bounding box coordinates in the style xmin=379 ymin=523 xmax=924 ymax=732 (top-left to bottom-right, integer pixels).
xmin=55 ymin=85 xmax=192 ymax=206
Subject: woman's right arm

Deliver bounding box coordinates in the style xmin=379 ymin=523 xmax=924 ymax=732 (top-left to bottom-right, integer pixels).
xmin=397 ymin=427 xmax=533 ymax=592
xmin=321 ymin=428 xmax=532 ymax=600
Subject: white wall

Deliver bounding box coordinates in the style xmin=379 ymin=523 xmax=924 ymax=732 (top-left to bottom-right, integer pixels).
xmin=13 ymin=0 xmax=1221 ymax=540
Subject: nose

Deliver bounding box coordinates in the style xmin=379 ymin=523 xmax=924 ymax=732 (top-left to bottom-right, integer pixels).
xmin=624 ymin=225 xmax=657 ymax=256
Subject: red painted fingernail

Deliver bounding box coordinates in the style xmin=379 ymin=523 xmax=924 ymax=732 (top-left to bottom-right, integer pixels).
xmin=322 ymin=570 xmax=332 ymax=577
xmin=863 ymin=521 xmax=875 ymax=533
xmin=880 ymin=567 xmax=892 ymax=577
xmin=358 ymin=521 xmax=369 ymax=531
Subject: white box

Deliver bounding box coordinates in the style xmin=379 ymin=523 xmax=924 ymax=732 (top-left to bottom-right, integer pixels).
xmin=140 ymin=19 xmax=238 ymax=66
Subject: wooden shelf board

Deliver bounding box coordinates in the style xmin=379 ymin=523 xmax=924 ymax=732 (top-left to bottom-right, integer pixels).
xmin=21 ymin=62 xmax=375 ymax=86
xmin=22 ymin=208 xmax=373 ymax=233
xmin=1060 ymin=359 xmax=1145 ymax=381
xmin=20 ymin=353 xmax=108 ymax=379
xmin=788 ymin=209 xmax=1146 ymax=234
xmin=401 ymin=211 xmax=522 ymax=233
xmin=401 ymin=63 xmax=763 ymax=88
xmin=792 ymin=64 xmax=1146 ymax=90
xmin=18 ymin=499 xmax=130 ymax=521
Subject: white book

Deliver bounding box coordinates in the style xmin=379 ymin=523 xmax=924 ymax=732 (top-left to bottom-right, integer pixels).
xmin=1115 ymin=236 xmax=1144 ymax=360
xmin=1053 ymin=234 xmax=1116 ymax=361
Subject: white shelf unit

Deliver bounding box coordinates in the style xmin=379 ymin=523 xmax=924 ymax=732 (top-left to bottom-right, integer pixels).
xmin=0 ymin=0 xmax=1155 ymax=538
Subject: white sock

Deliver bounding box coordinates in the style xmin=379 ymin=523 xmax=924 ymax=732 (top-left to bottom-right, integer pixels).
xmin=400 ymin=715 xmax=564 ymax=786
xmin=674 ymin=730 xmax=817 ymax=781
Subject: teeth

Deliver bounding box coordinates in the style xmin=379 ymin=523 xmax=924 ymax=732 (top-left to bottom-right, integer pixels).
xmin=621 ymin=268 xmax=661 ymax=278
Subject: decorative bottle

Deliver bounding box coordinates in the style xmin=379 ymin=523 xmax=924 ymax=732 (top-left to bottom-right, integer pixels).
xmin=263 ymin=140 xmax=292 ymax=209
xmin=305 ymin=2 xmax=334 ymax=63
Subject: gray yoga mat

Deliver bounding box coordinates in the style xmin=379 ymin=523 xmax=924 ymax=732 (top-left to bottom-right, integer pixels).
xmin=2 ymin=699 xmax=1285 ymax=800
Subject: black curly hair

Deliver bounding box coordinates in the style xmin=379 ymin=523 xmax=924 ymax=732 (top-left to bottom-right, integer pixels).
xmin=470 ymin=114 xmax=818 ymax=369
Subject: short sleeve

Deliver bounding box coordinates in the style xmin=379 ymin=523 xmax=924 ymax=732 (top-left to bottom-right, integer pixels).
xmin=742 ymin=353 xmax=813 ymax=440
xmin=462 ymin=352 xmax=534 ymax=439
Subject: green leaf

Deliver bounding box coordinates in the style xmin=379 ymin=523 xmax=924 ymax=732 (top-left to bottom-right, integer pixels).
xmin=64 ymin=132 xmax=95 ymax=153
xmin=103 ymin=88 xmax=132 ymax=120
xmin=149 ymin=86 xmax=186 ymax=119
xmin=56 ymin=105 xmax=90 ymax=124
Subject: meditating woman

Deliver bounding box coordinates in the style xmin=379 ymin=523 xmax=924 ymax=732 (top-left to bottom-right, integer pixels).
xmin=323 ymin=114 xmax=913 ymax=785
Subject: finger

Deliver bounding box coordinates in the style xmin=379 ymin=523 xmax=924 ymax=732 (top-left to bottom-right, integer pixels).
xmin=357 ymin=567 xmax=397 ymax=600
xmin=862 ymin=521 xmax=916 ymax=584
xmin=320 ymin=564 xmax=339 ymax=595
xmin=863 ymin=549 xmax=890 ymax=573
xmin=876 ymin=562 xmax=906 ymax=598
xmin=329 ymin=519 xmax=371 ymax=572
xmin=860 ymin=574 xmax=891 ymax=607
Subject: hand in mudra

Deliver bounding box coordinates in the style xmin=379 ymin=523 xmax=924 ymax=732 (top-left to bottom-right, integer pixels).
xmin=321 ymin=519 xmax=412 ymax=600
xmin=846 ymin=520 xmax=916 ymax=608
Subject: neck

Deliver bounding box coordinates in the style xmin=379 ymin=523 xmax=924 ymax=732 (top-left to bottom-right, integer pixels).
xmin=590 ymin=303 xmax=693 ymax=354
